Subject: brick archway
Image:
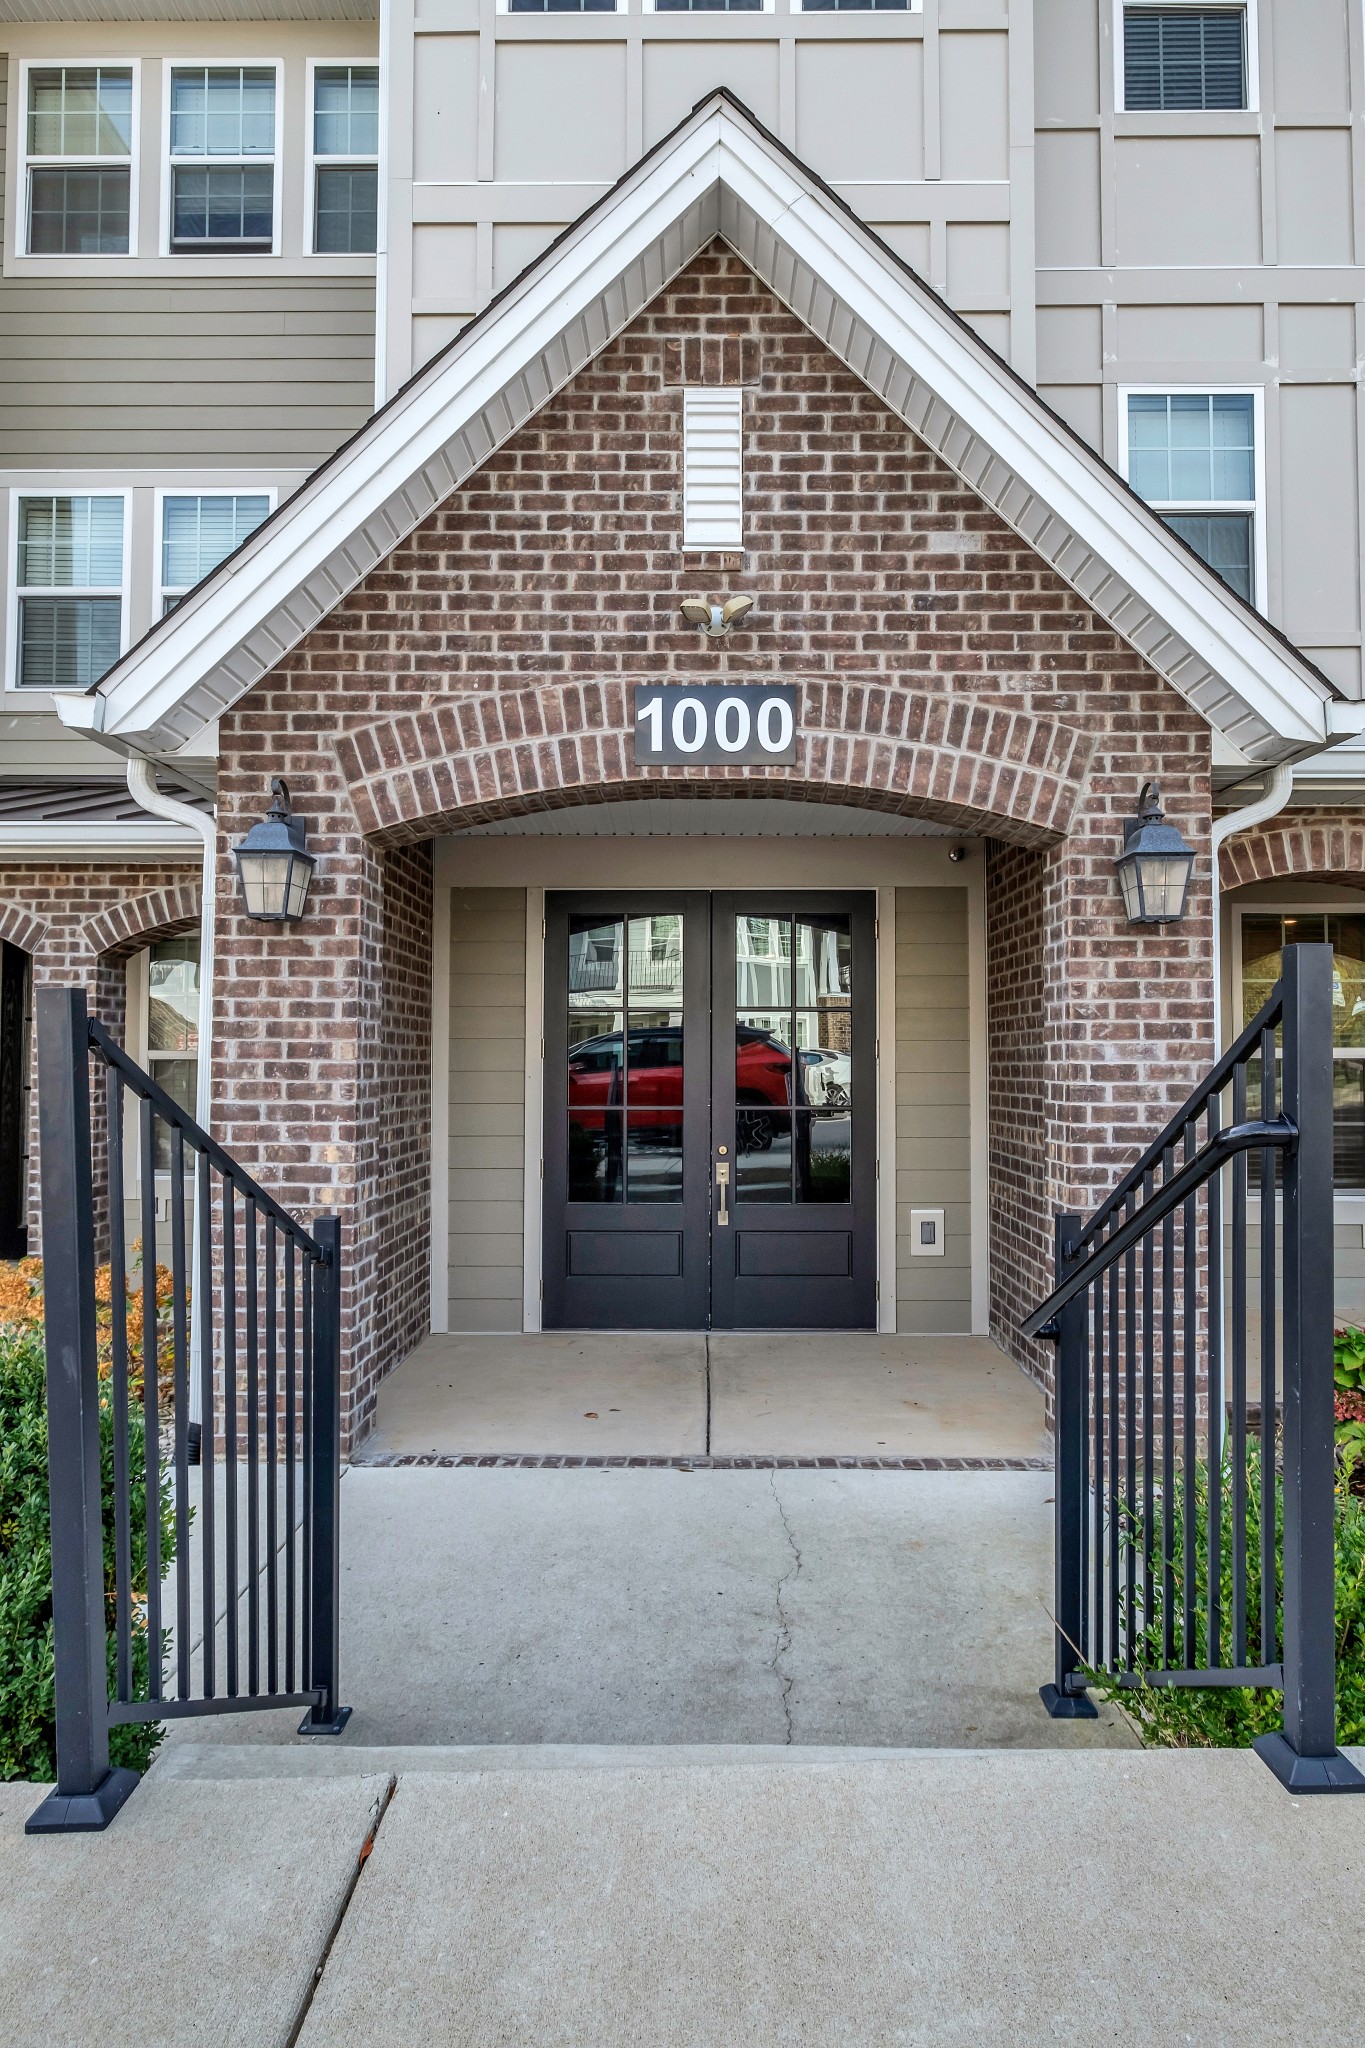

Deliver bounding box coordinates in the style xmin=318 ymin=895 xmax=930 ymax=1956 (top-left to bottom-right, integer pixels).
xmin=1219 ymin=812 xmax=1365 ymax=891
xmin=334 ymin=682 xmax=1095 ymax=847
xmin=0 ymin=902 xmax=48 ymax=955
xmin=82 ymin=880 xmax=203 ymax=962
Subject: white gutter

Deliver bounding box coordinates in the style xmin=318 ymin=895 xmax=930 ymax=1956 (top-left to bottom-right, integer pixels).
xmin=124 ymin=758 xmax=217 ymax=1444
xmin=1210 ymin=763 xmax=1295 ymax=1057
xmin=0 ymin=821 xmax=197 ymax=858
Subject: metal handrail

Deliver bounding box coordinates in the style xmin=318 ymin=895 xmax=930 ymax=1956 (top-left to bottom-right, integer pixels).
xmin=1020 ymin=1112 xmax=1297 ymax=1339
xmin=90 ymin=1017 xmax=324 ymax=1259
xmin=1076 ymin=984 xmax=1284 ymax=1251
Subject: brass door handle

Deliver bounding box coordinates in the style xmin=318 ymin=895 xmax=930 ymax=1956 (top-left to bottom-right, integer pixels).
xmin=715 ymin=1160 xmax=731 ymax=1227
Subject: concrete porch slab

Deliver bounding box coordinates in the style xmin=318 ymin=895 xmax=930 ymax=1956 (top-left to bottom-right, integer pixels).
xmin=363 ymin=1330 xmax=707 ymax=1458
xmin=293 ymin=1748 xmax=1365 ymax=2048
xmin=709 ymin=1332 xmax=1049 ymax=1458
xmin=0 ymin=1770 xmax=389 ymax=2048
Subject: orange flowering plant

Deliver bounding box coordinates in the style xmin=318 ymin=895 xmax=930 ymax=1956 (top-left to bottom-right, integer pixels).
xmin=0 ymin=1249 xmax=179 ymax=1405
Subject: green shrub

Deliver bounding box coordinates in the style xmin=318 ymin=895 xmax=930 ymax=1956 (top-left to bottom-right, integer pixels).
xmin=0 ymin=1321 xmax=170 ymax=1781
xmin=1335 ymin=1325 xmax=1365 ymax=1489
xmin=1085 ymin=1445 xmax=1365 ymax=1749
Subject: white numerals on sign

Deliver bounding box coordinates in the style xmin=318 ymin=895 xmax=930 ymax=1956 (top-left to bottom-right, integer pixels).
xmin=631 ymin=686 xmax=800 ymax=767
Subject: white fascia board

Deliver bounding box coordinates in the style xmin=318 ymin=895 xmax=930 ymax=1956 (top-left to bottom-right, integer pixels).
xmin=0 ymin=822 xmax=199 ymax=857
xmin=72 ymin=99 xmax=1334 ymax=763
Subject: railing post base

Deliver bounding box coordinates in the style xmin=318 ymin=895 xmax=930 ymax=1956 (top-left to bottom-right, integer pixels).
xmin=297 ymin=1703 xmax=353 ymax=1737
xmin=1039 ymin=1681 xmax=1098 ymax=1720
xmin=1252 ymin=1732 xmax=1365 ymax=1795
xmin=24 ymin=1766 xmax=140 ymax=1836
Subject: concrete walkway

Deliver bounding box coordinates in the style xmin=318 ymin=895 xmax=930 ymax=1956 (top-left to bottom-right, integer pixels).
xmin=5 ymin=1743 xmax=1365 ymax=2047
xmin=361 ymin=1331 xmax=1050 ymax=1461
xmin=163 ymin=1465 xmax=1131 ymax=1751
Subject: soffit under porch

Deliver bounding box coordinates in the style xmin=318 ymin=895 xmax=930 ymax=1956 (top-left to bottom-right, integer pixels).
xmin=59 ymin=93 xmax=1342 ymax=771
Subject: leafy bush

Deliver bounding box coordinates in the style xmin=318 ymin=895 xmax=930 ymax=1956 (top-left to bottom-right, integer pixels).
xmin=1085 ymin=1445 xmax=1365 ymax=1749
xmin=1335 ymin=1325 xmax=1365 ymax=1491
xmin=0 ymin=1294 xmax=172 ymax=1782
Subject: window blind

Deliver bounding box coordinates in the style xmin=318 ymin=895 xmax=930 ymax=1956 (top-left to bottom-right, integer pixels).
xmin=1124 ymin=9 xmax=1247 ymax=111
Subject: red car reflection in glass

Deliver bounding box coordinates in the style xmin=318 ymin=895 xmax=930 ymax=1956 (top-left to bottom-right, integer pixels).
xmin=568 ymin=1024 xmax=797 ymax=1125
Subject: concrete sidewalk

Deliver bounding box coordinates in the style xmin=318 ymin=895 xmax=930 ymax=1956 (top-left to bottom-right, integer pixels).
xmin=4 ymin=1743 xmax=1364 ymax=2047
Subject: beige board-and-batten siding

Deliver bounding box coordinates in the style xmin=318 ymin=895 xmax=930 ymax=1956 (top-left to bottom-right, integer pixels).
xmin=895 ymin=886 xmax=972 ymax=1333
xmin=445 ymin=881 xmax=972 ymax=1334
xmin=446 ymin=887 xmax=527 ymax=1333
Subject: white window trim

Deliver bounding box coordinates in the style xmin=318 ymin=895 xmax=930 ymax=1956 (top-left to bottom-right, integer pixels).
xmin=6 ymin=485 xmax=132 ymax=694
xmin=1231 ymin=897 xmax=1365 ymax=1203
xmin=159 ymin=57 xmax=284 ymax=260
xmin=303 ymin=56 xmax=379 ymax=259
xmin=18 ymin=57 xmax=141 ymax=261
xmin=643 ymin=0 xmax=776 ymax=15
xmin=493 ymin=0 xmax=622 ymax=13
xmin=153 ymin=485 xmax=278 ymax=616
xmin=1117 ymin=384 xmax=1267 ymax=613
xmin=794 ymin=0 xmax=921 ymax=11
xmin=1113 ymin=0 xmax=1260 ymax=117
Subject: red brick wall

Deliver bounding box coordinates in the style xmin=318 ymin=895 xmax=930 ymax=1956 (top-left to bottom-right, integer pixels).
xmin=1220 ymin=808 xmax=1365 ymax=891
xmin=214 ymin=243 xmax=1216 ymax=1436
xmin=0 ymin=860 xmax=201 ymax=1254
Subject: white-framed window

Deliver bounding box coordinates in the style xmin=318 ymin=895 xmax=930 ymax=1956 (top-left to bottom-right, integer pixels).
xmin=164 ymin=62 xmax=280 ymax=255
xmin=797 ymin=0 xmax=914 ymax=10
xmin=503 ymin=0 xmax=618 ymax=12
xmin=1237 ymin=909 xmax=1365 ymax=1193
xmin=21 ymin=61 xmax=137 ymax=256
xmin=9 ymin=490 xmax=129 ymax=691
xmin=1119 ymin=387 xmax=1264 ymax=606
xmin=682 ymin=388 xmax=744 ymax=551
xmin=646 ymin=0 xmax=772 ymax=12
xmin=125 ymin=934 xmax=201 ymax=1177
xmin=156 ymin=489 xmax=274 ymax=613
xmin=307 ymin=62 xmax=379 ymax=255
xmin=1117 ymin=4 xmax=1255 ymax=112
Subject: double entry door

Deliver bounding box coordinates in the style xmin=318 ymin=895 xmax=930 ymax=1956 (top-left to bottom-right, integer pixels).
xmin=542 ymin=891 xmax=876 ymax=1330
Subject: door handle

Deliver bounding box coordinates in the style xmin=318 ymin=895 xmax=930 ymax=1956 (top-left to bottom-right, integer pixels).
xmin=715 ymin=1159 xmax=731 ymax=1228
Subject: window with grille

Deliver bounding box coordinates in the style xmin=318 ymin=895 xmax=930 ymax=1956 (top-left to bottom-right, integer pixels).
xmin=650 ymin=0 xmax=765 ymax=12
xmin=25 ymin=66 xmax=134 ymax=255
xmin=506 ymin=0 xmax=617 ymax=11
xmin=168 ymin=66 xmax=276 ymax=252
xmin=159 ymin=493 xmax=272 ymax=613
xmin=682 ymin=389 xmax=744 ymax=550
xmin=143 ymin=934 xmax=201 ymax=1170
xmin=1123 ymin=8 xmax=1247 ymax=110
xmin=311 ymin=66 xmax=379 ymax=254
xmin=14 ymin=495 xmax=125 ymax=690
xmin=799 ymin=0 xmax=910 ymax=10
xmin=1125 ymin=391 xmax=1257 ymax=603
xmin=1242 ymin=914 xmax=1365 ymax=1191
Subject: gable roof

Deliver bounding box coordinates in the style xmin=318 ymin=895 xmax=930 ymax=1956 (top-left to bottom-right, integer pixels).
xmin=60 ymin=91 xmax=1350 ymax=768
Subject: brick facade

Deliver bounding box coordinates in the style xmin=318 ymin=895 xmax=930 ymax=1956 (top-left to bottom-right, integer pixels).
xmin=205 ymin=244 xmax=1216 ymax=1440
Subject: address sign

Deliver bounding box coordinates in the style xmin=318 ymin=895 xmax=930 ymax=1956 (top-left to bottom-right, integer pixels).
xmin=631 ymin=685 xmax=800 ymax=767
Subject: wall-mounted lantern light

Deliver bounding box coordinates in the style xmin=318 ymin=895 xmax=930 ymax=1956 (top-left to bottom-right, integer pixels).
xmin=232 ymin=779 xmax=316 ymax=922
xmin=1114 ymin=781 xmax=1195 ymax=925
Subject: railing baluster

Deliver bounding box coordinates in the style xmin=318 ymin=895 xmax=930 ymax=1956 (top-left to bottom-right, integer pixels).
xmin=285 ymin=1235 xmax=297 ymax=1695
xmin=1124 ymin=1200 xmax=1137 ymax=1671
xmin=198 ymin=1147 xmax=215 ymax=1699
xmin=1107 ymin=1245 xmax=1120 ymax=1671
xmin=246 ymin=1196 xmax=260 ymax=1698
xmin=223 ymin=1176 xmax=238 ymax=1697
xmin=108 ymin=1066 xmax=132 ymax=1703
xmin=301 ymin=1250 xmax=314 ymax=1692
xmin=1231 ymin=1059 xmax=1249 ymax=1667
xmin=139 ymin=1095 xmax=161 ymax=1703
xmin=1206 ymin=1098 xmax=1223 ymax=1671
xmin=266 ymin=1215 xmax=279 ymax=1697
xmin=1260 ymin=1024 xmax=1278 ymax=1667
xmin=1091 ymin=1277 xmax=1104 ymax=1669
xmin=1141 ymin=1168 xmax=1155 ymax=1652
xmin=1160 ymin=1144 xmax=1176 ymax=1669
xmin=170 ymin=1126 xmax=190 ymax=1700
xmin=1181 ymin=1118 xmax=1198 ymax=1671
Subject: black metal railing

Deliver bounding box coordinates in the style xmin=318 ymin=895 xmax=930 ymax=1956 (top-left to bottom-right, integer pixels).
xmin=27 ymin=987 xmax=348 ymax=1836
xmin=1023 ymin=943 xmax=1363 ymax=1793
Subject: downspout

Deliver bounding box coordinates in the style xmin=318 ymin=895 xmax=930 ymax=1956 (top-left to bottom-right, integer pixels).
xmin=125 ymin=757 xmax=217 ymax=1454
xmin=1210 ymin=763 xmax=1295 ymax=1057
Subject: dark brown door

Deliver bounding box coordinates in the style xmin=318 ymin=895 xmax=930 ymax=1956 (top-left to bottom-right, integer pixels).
xmin=541 ymin=891 xmax=876 ymax=1331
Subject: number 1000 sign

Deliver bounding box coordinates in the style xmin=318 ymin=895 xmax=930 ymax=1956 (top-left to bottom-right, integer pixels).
xmin=632 ymin=686 xmax=799 ymax=766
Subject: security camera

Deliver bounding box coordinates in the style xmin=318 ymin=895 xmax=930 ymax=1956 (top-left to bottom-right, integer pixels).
xmin=948 ymin=846 xmax=969 ymax=863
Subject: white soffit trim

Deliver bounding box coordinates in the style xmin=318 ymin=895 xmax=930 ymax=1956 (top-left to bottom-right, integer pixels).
xmin=66 ymin=95 xmax=1335 ymax=765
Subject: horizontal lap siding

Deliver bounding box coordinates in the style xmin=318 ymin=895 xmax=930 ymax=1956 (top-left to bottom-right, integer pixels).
xmin=0 ymin=73 xmax=375 ymax=466
xmin=896 ymin=886 xmax=972 ymax=1333
xmin=447 ymin=887 xmax=526 ymax=1332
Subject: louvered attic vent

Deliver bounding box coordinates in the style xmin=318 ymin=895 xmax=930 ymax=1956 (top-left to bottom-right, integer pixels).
xmin=1124 ymin=8 xmax=1247 ymax=111
xmin=682 ymin=387 xmax=744 ymax=550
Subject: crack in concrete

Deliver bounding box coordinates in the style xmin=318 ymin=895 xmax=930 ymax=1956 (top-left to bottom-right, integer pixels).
xmin=768 ymin=1470 xmax=802 ymax=1746
xmin=284 ymin=1772 xmax=397 ymax=2048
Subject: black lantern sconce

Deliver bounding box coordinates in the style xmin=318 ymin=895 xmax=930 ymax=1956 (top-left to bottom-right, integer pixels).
xmin=232 ymin=779 xmax=316 ymax=922
xmin=1114 ymin=781 xmax=1196 ymax=926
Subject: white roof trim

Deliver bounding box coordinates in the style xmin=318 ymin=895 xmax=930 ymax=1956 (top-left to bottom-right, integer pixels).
xmin=64 ymin=94 xmax=1337 ymax=766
